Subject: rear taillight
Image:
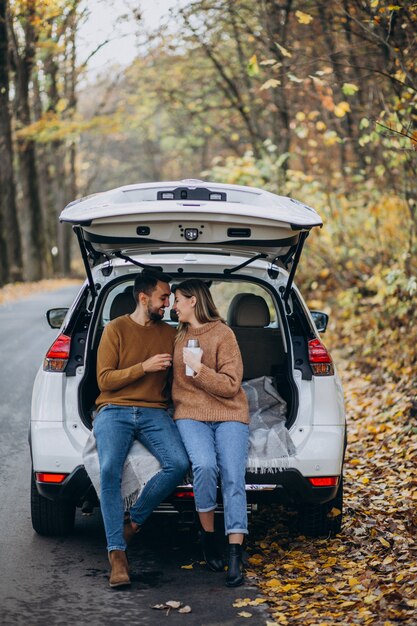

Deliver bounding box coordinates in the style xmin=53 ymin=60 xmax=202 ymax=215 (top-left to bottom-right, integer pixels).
xmin=308 ymin=338 xmax=334 ymax=376
xmin=36 ymin=472 xmax=68 ymax=483
xmin=308 ymin=476 xmax=339 ymax=487
xmin=43 ymin=333 xmax=71 ymax=372
xmin=174 ymin=490 xmax=195 ymax=499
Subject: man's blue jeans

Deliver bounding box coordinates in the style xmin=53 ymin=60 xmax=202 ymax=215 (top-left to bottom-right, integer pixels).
xmin=94 ymin=405 xmax=189 ymax=552
xmin=176 ymin=420 xmax=249 ymax=535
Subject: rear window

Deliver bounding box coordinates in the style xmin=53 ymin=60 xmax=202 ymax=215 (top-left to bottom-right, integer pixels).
xmin=209 ymin=282 xmax=277 ymax=326
xmin=100 ymin=279 xmax=278 ymax=328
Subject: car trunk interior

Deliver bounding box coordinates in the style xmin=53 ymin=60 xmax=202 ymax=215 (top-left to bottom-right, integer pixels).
xmin=76 ymin=276 xmax=297 ymax=430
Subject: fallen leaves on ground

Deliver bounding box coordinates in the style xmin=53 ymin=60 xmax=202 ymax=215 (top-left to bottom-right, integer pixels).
xmin=0 ymin=278 xmax=82 ymax=305
xmin=151 ymin=600 xmax=192 ymax=614
xmin=247 ymin=363 xmax=416 ymax=625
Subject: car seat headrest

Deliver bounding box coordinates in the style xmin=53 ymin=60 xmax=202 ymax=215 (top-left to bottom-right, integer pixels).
xmin=227 ymin=293 xmax=270 ymax=327
xmin=109 ymin=291 xmax=136 ymax=319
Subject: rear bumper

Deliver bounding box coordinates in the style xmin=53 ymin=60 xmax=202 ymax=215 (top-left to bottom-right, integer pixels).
xmin=244 ymin=469 xmax=339 ymax=504
xmin=34 ymin=466 xmax=340 ymax=507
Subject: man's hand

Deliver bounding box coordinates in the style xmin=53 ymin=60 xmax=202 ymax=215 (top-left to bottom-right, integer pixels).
xmin=183 ymin=348 xmax=203 ymax=375
xmin=142 ymin=353 xmax=173 ymax=373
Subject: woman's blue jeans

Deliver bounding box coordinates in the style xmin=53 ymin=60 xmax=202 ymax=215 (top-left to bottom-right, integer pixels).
xmin=93 ymin=405 xmax=189 ymax=552
xmin=176 ymin=420 xmax=249 ymax=535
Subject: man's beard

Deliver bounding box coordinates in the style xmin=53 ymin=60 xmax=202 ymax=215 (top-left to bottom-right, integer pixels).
xmin=148 ymin=303 xmax=164 ymax=321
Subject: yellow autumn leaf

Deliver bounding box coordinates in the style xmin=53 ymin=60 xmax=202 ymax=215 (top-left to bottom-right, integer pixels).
xmin=248 ymin=555 xmax=263 ymax=565
xmin=295 ymin=10 xmax=313 ymax=24
xmin=247 ymin=54 xmax=259 ymax=77
xmin=249 ymin=598 xmax=267 ymax=605
xmin=378 ymin=537 xmax=391 ymax=548
xmin=364 ymin=594 xmax=379 ymax=604
xmin=275 ymin=43 xmax=292 ymax=58
xmin=238 ymin=612 xmax=252 ymax=618
xmin=289 ymin=593 xmax=302 ymax=601
xmin=259 ymin=79 xmax=281 ymax=91
xmin=334 ymin=101 xmax=351 ymax=118
xmin=56 ymin=98 xmax=68 ymax=113
xmin=260 ymin=59 xmax=278 ymax=66
xmin=234 ymin=598 xmax=252 ymax=607
xmin=349 ymin=577 xmax=360 ymax=586
xmin=265 ymin=578 xmax=281 ymax=587
xmin=180 ymin=564 xmax=193 ymax=569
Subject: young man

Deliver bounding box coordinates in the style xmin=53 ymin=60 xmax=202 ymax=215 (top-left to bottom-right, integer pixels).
xmin=94 ymin=271 xmax=189 ymax=588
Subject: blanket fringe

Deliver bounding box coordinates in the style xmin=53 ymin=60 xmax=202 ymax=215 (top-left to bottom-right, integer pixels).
xmin=123 ymin=489 xmax=140 ymax=511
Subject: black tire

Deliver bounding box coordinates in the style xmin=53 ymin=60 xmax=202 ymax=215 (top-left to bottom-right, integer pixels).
xmin=31 ymin=473 xmax=76 ymax=536
xmin=297 ymin=476 xmax=343 ymax=537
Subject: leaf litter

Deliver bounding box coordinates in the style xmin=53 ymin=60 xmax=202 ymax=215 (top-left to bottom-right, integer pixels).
xmin=244 ymin=361 xmax=416 ymax=625
xmin=151 ymin=601 xmax=192 ymax=615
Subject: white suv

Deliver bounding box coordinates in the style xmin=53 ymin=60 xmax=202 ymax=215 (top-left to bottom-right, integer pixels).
xmin=30 ymin=180 xmax=346 ymax=538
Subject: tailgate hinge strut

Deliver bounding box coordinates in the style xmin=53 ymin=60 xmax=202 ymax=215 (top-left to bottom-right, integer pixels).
xmin=282 ymin=231 xmax=308 ymax=310
xmin=73 ymin=226 xmax=97 ymax=301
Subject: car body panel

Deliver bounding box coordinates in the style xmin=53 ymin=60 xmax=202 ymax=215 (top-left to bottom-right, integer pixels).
xmin=31 ymin=422 xmax=85 ymax=474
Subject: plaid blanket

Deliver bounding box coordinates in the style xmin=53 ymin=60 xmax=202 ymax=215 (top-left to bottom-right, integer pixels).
xmin=243 ymin=376 xmax=296 ymax=472
xmin=82 ymin=432 xmax=161 ymax=511
xmin=83 ymin=376 xmax=296 ymax=507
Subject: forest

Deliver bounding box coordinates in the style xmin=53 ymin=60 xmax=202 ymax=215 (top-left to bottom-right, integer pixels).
xmin=0 ymin=1 xmax=416 ymax=623
xmin=1 ymin=0 xmax=416 ymax=385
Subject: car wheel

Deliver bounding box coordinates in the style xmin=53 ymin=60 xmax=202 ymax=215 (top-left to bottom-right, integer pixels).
xmin=297 ymin=475 xmax=343 ymax=538
xmin=30 ymin=473 xmax=76 ymax=536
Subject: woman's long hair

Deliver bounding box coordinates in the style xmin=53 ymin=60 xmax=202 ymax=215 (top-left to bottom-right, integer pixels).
xmin=173 ymin=279 xmax=224 ymax=343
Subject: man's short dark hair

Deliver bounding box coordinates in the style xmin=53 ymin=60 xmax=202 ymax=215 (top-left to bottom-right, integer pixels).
xmin=133 ymin=269 xmax=172 ymax=303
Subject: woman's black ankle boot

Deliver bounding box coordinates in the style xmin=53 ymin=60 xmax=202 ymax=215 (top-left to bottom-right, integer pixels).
xmin=226 ymin=543 xmax=244 ymax=587
xmin=200 ymin=530 xmax=224 ymax=572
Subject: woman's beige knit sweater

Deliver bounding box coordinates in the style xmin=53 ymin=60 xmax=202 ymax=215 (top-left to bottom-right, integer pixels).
xmin=172 ymin=320 xmax=249 ymax=424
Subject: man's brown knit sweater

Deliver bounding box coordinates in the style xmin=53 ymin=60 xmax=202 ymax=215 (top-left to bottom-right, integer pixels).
xmin=96 ymin=315 xmax=176 ymax=411
xmin=172 ymin=320 xmax=249 ymax=424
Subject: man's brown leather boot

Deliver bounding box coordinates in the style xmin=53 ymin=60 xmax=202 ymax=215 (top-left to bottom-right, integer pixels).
xmin=108 ymin=550 xmax=131 ymax=588
xmin=123 ymin=520 xmax=140 ymax=546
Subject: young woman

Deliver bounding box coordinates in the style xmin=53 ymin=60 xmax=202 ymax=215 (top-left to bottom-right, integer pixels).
xmin=172 ymin=279 xmax=249 ymax=587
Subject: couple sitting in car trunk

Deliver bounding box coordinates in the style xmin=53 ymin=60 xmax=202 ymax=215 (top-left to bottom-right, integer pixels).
xmin=94 ymin=271 xmax=250 ymax=588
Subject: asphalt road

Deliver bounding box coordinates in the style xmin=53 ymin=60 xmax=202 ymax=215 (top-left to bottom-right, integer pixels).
xmin=0 ymin=286 xmax=268 ymax=626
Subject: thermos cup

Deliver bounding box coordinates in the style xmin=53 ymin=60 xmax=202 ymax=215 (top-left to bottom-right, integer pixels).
xmin=185 ymin=339 xmax=202 ymax=376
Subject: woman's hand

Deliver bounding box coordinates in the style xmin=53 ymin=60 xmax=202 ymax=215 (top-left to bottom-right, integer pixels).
xmin=183 ymin=347 xmax=203 ymax=375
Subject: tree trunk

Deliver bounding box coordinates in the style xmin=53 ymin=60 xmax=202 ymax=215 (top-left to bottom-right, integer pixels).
xmin=0 ymin=0 xmax=23 ymax=283
xmin=9 ymin=1 xmax=46 ymax=281
xmin=58 ymin=3 xmax=79 ymax=276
